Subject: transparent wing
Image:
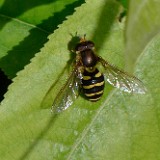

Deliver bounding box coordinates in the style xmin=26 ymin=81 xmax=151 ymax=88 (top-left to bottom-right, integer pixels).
xmin=51 ymin=68 xmax=81 ymax=113
xmin=98 ymin=57 xmax=147 ymax=94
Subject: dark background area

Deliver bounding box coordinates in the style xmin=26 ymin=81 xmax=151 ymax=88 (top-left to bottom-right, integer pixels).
xmin=0 ymin=69 xmax=12 ymax=101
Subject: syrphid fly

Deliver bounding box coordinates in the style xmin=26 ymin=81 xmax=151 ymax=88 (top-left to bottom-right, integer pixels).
xmin=51 ymin=35 xmax=146 ymax=113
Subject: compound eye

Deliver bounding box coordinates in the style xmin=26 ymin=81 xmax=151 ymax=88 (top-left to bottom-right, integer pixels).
xmin=87 ymin=41 xmax=95 ymax=49
xmin=75 ymin=41 xmax=95 ymax=52
xmin=75 ymin=43 xmax=86 ymax=52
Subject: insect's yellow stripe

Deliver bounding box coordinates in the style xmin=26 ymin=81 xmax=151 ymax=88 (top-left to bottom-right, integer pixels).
xmin=95 ymin=72 xmax=102 ymax=78
xmin=83 ymin=81 xmax=104 ymax=89
xmin=85 ymin=90 xmax=103 ymax=97
xmin=89 ymin=97 xmax=101 ymax=101
xmin=83 ymin=75 xmax=91 ymax=80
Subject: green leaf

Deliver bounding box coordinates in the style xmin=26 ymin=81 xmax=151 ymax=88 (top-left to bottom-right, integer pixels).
xmin=0 ymin=15 xmax=49 ymax=78
xmin=0 ymin=0 xmax=159 ymax=160
xmin=0 ymin=0 xmax=84 ymax=78
xmin=116 ymin=0 xmax=128 ymax=9
xmin=125 ymin=0 xmax=160 ymax=72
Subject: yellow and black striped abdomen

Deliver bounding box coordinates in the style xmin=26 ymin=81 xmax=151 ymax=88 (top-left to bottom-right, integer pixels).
xmin=82 ymin=68 xmax=104 ymax=101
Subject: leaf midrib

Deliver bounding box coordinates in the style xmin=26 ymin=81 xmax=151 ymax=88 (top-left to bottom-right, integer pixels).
xmin=66 ymin=90 xmax=116 ymax=159
xmin=0 ymin=14 xmax=51 ymax=34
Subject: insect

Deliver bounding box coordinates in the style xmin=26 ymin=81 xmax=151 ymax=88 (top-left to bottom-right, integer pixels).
xmin=51 ymin=35 xmax=146 ymax=113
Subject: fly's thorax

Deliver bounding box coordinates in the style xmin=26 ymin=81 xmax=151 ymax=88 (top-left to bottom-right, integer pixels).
xmin=81 ymin=49 xmax=98 ymax=67
xmin=75 ymin=40 xmax=97 ymax=68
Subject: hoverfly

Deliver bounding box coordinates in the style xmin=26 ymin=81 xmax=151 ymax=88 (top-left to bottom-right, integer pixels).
xmin=51 ymin=35 xmax=146 ymax=113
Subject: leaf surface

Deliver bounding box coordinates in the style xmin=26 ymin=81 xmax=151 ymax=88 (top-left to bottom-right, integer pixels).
xmin=0 ymin=0 xmax=84 ymax=78
xmin=0 ymin=0 xmax=159 ymax=160
xmin=125 ymin=0 xmax=160 ymax=72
